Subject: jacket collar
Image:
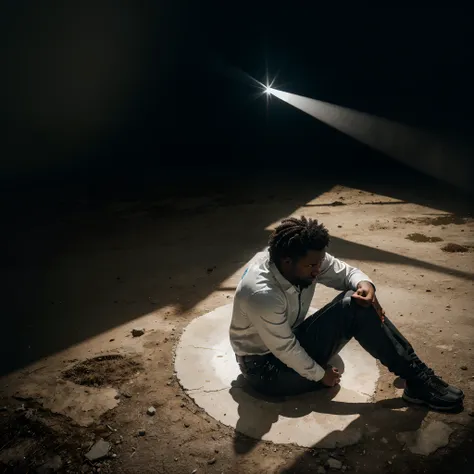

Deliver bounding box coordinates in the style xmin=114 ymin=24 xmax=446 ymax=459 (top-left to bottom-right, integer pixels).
xmin=266 ymin=253 xmax=299 ymax=295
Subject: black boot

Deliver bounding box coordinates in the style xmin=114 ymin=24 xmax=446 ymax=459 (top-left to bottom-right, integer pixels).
xmin=419 ymin=364 xmax=464 ymax=400
xmin=403 ymin=371 xmax=463 ymax=411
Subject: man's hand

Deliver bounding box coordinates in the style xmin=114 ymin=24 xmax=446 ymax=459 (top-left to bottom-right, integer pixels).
xmin=352 ymin=281 xmax=375 ymax=307
xmin=321 ymin=366 xmax=341 ymax=387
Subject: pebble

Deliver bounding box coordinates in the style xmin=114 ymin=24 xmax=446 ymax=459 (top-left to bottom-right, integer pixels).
xmin=327 ymin=458 xmax=342 ymax=470
xmin=122 ymin=391 xmax=132 ymax=398
xmin=0 ymin=406 xmax=7 ymax=412
xmin=317 ymin=467 xmax=326 ymax=474
xmin=132 ymin=328 xmax=145 ymax=337
xmin=147 ymin=406 xmax=156 ymax=416
xmin=381 ymin=437 xmax=388 ymax=444
xmin=85 ymin=439 xmax=111 ymax=462
xmin=184 ymin=422 xmax=190 ymax=428
xmin=138 ymin=429 xmax=146 ymax=436
xmin=461 ymin=366 xmax=468 ymax=371
xmin=36 ymin=455 xmax=63 ymax=473
xmin=207 ymin=458 xmax=216 ymax=465
xmin=468 ymin=411 xmax=474 ymax=417
xmin=191 ymin=470 xmax=198 ymax=474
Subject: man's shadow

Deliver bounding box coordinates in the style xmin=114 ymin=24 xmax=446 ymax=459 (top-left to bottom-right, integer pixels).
xmin=229 ymin=356 xmax=430 ymax=455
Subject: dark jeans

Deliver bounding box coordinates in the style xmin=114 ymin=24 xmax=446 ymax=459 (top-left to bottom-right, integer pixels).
xmin=237 ymin=290 xmax=421 ymax=396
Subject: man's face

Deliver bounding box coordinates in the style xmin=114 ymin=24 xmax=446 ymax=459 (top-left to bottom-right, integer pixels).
xmin=283 ymin=249 xmax=326 ymax=288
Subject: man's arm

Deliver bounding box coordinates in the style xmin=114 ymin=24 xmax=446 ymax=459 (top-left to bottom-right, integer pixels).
xmin=244 ymin=290 xmax=325 ymax=382
xmin=316 ymin=253 xmax=374 ymax=291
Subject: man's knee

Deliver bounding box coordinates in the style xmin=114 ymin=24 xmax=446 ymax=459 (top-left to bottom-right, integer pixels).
xmin=341 ymin=290 xmax=355 ymax=308
xmin=341 ymin=290 xmax=377 ymax=319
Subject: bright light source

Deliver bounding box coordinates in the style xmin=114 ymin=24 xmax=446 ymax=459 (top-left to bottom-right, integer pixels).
xmin=264 ymin=86 xmax=271 ymax=95
xmin=267 ymin=88 xmax=472 ymax=192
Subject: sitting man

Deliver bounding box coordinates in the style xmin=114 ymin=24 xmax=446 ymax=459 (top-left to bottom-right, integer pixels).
xmin=229 ymin=216 xmax=463 ymax=411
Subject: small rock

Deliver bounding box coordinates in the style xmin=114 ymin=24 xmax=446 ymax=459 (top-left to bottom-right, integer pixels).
xmin=114 ymin=394 xmax=120 ymax=400
xmin=0 ymin=406 xmax=7 ymax=412
xmin=132 ymin=328 xmax=145 ymax=337
xmin=318 ymin=451 xmax=329 ymax=462
xmin=207 ymin=458 xmax=216 ymax=465
xmin=147 ymin=406 xmax=156 ymax=416
xmin=461 ymin=366 xmax=468 ymax=371
xmin=397 ymin=420 xmax=452 ymax=455
xmin=342 ymin=467 xmax=347 ymax=472
xmin=426 ymin=289 xmax=431 ymax=292
xmin=15 ymin=404 xmax=26 ymax=412
xmin=85 ymin=439 xmax=111 ymax=461
xmin=121 ymin=391 xmax=132 ymax=398
xmin=109 ymin=339 xmax=115 ymax=342
xmin=36 ymin=455 xmax=63 ymax=473
xmin=191 ymin=470 xmax=198 ymax=474
xmin=317 ymin=467 xmax=326 ymax=474
xmin=184 ymin=422 xmax=190 ymax=428
xmin=326 ymin=458 xmax=342 ymax=470
xmin=138 ymin=429 xmax=146 ymax=436
xmin=381 ymin=437 xmax=388 ymax=444
xmin=468 ymin=411 xmax=474 ymax=417
xmin=214 ymin=448 xmax=219 ymax=453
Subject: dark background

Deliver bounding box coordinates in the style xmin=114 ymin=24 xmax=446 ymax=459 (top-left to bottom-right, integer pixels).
xmin=1 ymin=3 xmax=473 ymax=193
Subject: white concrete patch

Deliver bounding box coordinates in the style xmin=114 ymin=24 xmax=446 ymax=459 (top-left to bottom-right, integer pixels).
xmin=175 ymin=304 xmax=380 ymax=448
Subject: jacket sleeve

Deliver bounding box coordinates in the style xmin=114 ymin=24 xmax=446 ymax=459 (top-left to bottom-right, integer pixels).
xmin=316 ymin=253 xmax=374 ymax=291
xmin=244 ymin=290 xmax=325 ymax=382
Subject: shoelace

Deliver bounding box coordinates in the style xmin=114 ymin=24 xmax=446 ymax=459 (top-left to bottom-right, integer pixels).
xmin=424 ymin=368 xmax=449 ymax=388
xmin=413 ymin=361 xmax=448 ymax=395
xmin=416 ymin=362 xmax=449 ymax=389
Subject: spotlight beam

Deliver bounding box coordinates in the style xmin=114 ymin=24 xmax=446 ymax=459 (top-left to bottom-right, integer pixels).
xmin=266 ymin=88 xmax=472 ymax=192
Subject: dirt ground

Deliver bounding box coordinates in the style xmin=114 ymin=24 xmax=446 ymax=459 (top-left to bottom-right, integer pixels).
xmin=1 ymin=169 xmax=473 ymax=473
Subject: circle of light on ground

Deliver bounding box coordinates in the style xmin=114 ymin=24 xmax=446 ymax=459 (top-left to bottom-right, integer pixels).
xmin=175 ymin=304 xmax=379 ymax=448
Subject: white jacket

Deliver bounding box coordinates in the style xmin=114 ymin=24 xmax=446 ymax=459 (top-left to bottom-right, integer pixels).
xmin=229 ymin=248 xmax=373 ymax=382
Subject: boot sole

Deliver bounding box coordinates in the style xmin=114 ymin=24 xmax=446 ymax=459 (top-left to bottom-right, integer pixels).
xmin=402 ymin=392 xmax=463 ymax=412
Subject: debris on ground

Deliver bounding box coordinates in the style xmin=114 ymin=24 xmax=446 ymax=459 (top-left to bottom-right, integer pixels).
xmin=441 ymin=243 xmax=469 ymax=253
xmin=36 ymin=455 xmax=63 ymax=473
xmin=326 ymin=457 xmax=343 ymax=470
xmin=85 ymin=439 xmax=111 ymax=461
xmin=132 ymin=328 xmax=145 ymax=337
xmin=397 ymin=420 xmax=453 ymax=455
xmin=147 ymin=406 xmax=156 ymax=416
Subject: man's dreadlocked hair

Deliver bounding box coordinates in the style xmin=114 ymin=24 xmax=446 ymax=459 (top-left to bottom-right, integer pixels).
xmin=268 ymin=216 xmax=330 ymax=263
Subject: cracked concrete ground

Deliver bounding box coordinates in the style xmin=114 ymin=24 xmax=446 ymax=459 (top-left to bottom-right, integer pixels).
xmin=0 ymin=168 xmax=473 ymax=473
